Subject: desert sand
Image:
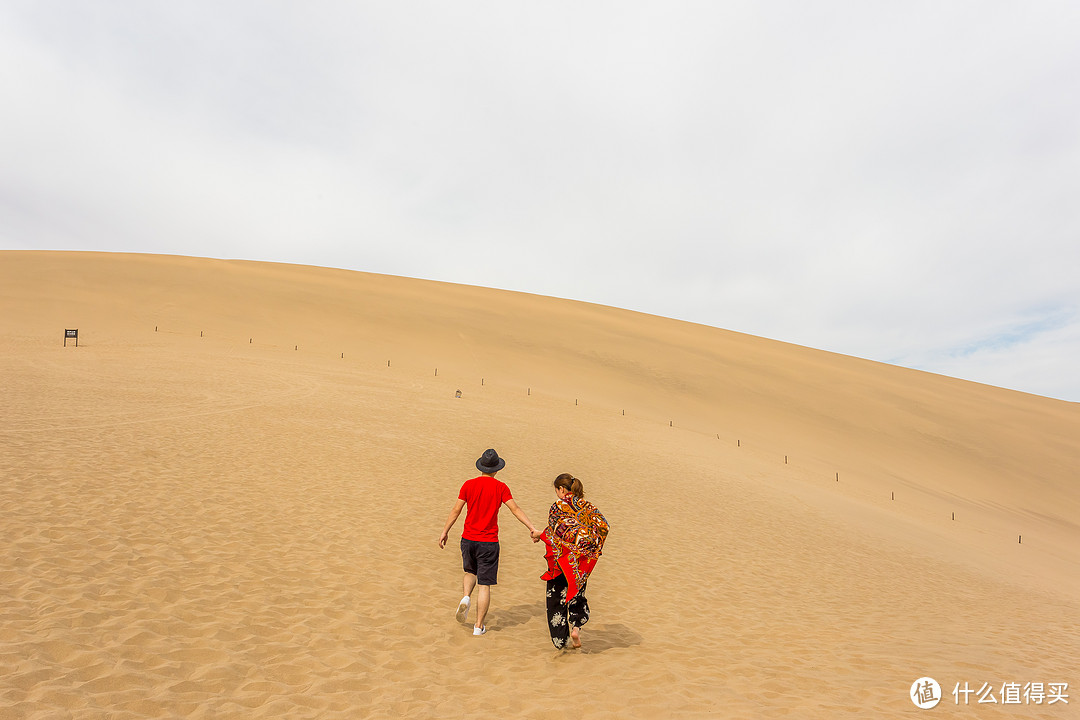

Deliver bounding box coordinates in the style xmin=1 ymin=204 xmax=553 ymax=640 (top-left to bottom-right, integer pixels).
xmin=1 ymin=251 xmax=1077 ymax=719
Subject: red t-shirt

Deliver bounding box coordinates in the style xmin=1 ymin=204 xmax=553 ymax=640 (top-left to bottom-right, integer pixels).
xmin=458 ymin=475 xmax=512 ymax=542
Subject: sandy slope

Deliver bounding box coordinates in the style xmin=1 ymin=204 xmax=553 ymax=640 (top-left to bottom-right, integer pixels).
xmin=1 ymin=251 xmax=1077 ymax=719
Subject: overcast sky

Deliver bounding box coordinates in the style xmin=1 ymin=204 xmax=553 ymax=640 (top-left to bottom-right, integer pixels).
xmin=2 ymin=2 xmax=1078 ymax=401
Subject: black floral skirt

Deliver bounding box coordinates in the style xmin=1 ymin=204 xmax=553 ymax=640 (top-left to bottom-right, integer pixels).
xmin=546 ymin=573 xmax=589 ymax=649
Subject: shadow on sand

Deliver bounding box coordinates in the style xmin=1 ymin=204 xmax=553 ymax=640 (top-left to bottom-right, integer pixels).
xmin=493 ymin=602 xmax=546 ymax=630
xmin=577 ymin=623 xmax=643 ymax=654
xmin=491 ymin=605 xmax=642 ymax=654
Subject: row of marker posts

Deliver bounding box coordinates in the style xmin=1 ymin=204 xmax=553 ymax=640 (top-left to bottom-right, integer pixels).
xmin=517 ymin=380 xmax=1022 ymax=541
xmin=167 ymin=324 xmax=1030 ymax=545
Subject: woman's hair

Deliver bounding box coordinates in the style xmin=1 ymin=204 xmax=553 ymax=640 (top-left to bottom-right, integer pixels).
xmin=554 ymin=473 xmax=584 ymax=498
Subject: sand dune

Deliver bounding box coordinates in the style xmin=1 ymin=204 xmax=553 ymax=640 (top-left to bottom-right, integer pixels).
xmin=1 ymin=250 xmax=1077 ymax=718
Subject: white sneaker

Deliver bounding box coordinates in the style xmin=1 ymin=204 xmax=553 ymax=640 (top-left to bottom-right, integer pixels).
xmin=472 ymin=625 xmax=487 ymax=636
xmin=455 ymin=596 xmax=470 ymax=622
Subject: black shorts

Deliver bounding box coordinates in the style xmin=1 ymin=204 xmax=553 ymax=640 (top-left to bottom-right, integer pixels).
xmin=460 ymin=538 xmax=500 ymax=586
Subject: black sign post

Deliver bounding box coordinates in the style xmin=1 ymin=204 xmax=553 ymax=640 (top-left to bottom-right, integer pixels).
xmin=64 ymin=329 xmax=79 ymax=347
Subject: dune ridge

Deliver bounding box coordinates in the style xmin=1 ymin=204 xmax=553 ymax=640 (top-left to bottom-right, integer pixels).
xmin=1 ymin=250 xmax=1077 ymax=718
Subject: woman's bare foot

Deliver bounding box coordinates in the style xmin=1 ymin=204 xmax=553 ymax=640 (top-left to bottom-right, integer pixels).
xmin=570 ymin=626 xmax=581 ymax=648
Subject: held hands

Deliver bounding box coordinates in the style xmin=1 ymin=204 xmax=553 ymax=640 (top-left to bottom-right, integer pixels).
xmin=441 ymin=529 xmax=541 ymax=546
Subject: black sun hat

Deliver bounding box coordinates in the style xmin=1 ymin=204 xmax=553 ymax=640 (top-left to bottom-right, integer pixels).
xmin=475 ymin=448 xmax=506 ymax=474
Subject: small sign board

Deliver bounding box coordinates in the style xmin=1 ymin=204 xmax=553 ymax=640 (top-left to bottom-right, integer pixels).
xmin=64 ymin=329 xmax=78 ymax=347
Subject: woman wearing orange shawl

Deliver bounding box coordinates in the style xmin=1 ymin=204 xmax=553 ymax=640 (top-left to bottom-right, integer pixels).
xmin=531 ymin=473 xmax=609 ymax=649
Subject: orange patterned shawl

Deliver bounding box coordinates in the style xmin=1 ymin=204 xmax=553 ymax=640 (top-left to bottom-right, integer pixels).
xmin=540 ymin=497 xmax=609 ymax=602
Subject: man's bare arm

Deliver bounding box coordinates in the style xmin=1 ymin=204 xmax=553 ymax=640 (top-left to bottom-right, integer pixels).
xmin=504 ymin=498 xmax=539 ymax=539
xmin=438 ymin=498 xmax=467 ymax=548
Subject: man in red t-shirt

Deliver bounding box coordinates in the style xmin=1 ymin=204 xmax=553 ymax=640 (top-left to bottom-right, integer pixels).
xmin=438 ymin=448 xmax=538 ymax=635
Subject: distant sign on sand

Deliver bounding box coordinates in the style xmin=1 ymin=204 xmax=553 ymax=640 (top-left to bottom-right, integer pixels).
xmin=64 ymin=329 xmax=78 ymax=347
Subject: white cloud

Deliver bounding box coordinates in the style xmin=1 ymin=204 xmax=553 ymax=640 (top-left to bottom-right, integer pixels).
xmin=2 ymin=1 xmax=1079 ymax=400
